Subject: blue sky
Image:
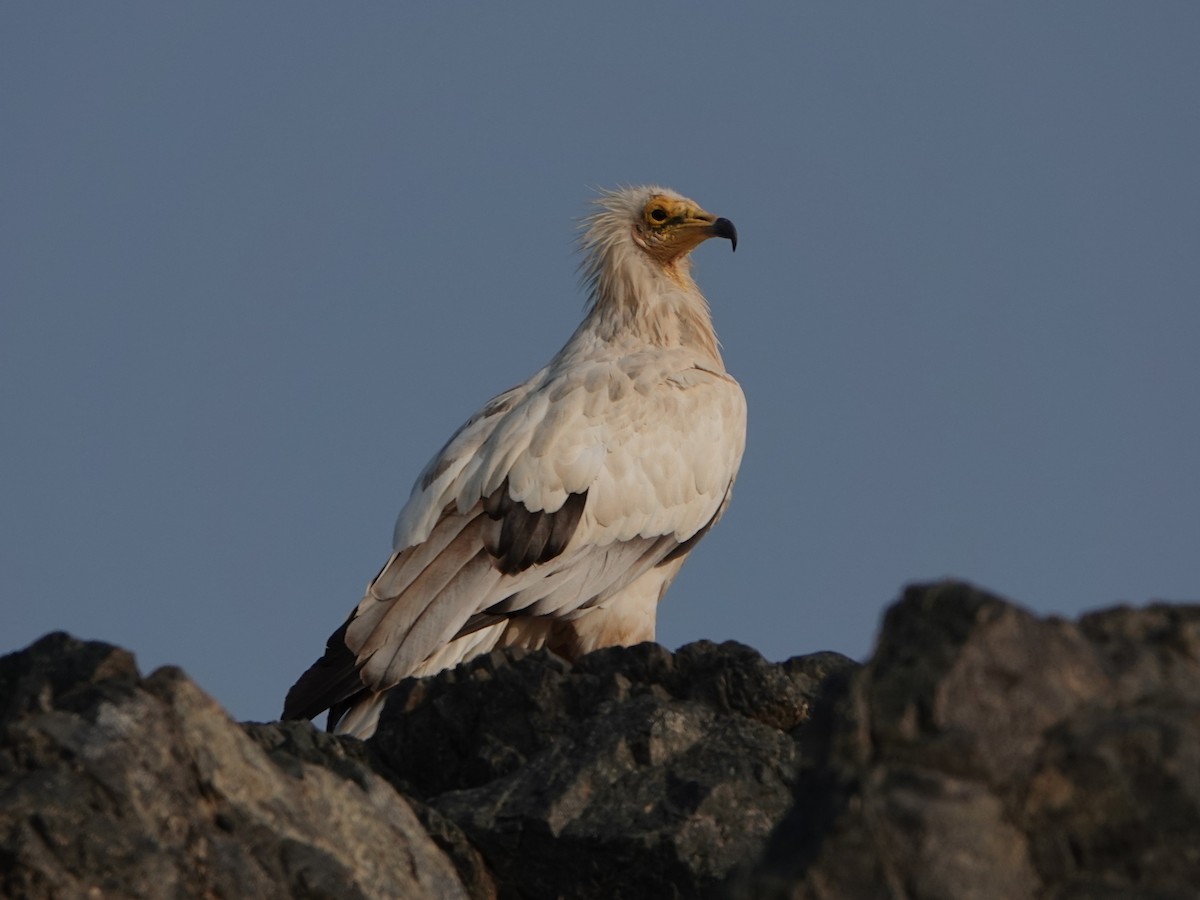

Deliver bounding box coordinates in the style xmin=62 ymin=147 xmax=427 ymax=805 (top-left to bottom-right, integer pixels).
xmin=4 ymin=4 xmax=1198 ymax=723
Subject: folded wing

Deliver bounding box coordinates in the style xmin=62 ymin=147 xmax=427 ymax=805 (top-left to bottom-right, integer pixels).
xmin=284 ymin=350 xmax=745 ymax=732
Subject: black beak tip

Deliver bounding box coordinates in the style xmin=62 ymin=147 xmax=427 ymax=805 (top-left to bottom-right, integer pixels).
xmin=713 ymin=217 xmax=737 ymax=252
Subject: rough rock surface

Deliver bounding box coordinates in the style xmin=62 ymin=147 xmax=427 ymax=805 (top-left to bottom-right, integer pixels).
xmin=3 ymin=581 xmax=1199 ymax=900
xmin=370 ymin=640 xmax=855 ymax=900
xmin=0 ymin=633 xmax=468 ymax=900
xmin=739 ymin=581 xmax=1200 ymax=900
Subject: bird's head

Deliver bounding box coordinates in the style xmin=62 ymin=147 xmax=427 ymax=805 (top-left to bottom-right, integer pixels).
xmin=583 ymin=185 xmax=737 ymax=270
xmin=632 ymin=190 xmax=737 ymax=261
xmin=579 ymin=187 xmax=736 ymax=356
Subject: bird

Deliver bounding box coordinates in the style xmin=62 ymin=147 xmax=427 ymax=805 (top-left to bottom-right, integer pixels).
xmin=283 ymin=185 xmax=745 ymax=738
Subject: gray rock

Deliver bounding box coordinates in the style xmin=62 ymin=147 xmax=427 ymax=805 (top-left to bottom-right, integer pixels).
xmin=5 ymin=582 xmax=1198 ymax=900
xmin=369 ymin=640 xmax=856 ymax=900
xmin=739 ymin=581 xmax=1200 ymax=900
xmin=0 ymin=633 xmax=468 ymax=900
xmin=242 ymin=722 xmax=499 ymax=900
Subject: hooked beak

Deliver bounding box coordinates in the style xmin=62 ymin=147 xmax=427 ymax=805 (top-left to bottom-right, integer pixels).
xmin=647 ymin=198 xmax=740 ymax=261
xmin=684 ymin=208 xmax=737 ymax=253
xmin=711 ymin=216 xmax=737 ymax=252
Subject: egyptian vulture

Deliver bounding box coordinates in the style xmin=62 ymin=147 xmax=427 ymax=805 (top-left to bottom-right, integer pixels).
xmin=283 ymin=186 xmax=745 ymax=738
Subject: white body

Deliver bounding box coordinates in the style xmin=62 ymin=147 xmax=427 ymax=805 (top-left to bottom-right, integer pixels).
xmin=284 ymin=186 xmax=745 ymax=738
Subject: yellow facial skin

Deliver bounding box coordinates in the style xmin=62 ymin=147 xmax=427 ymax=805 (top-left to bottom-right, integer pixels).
xmin=636 ymin=194 xmax=737 ymax=262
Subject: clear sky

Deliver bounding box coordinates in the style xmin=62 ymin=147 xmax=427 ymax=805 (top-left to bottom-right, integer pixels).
xmin=4 ymin=4 xmax=1198 ymax=724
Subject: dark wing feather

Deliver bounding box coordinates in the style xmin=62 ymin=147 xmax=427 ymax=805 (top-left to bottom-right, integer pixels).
xmin=484 ymin=479 xmax=587 ymax=574
xmin=285 ymin=480 xmax=590 ymax=725
xmin=281 ymin=617 xmax=363 ymax=723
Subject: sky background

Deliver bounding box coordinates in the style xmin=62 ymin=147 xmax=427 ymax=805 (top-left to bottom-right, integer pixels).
xmin=4 ymin=4 xmax=1198 ymax=724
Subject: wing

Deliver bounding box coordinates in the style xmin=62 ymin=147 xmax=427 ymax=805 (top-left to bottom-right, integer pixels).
xmin=282 ymin=353 xmax=746 ymax=725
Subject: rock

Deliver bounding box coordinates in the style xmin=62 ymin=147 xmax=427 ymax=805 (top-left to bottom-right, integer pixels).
xmin=4 ymin=582 xmax=1199 ymax=900
xmin=0 ymin=633 xmax=468 ymax=900
xmin=241 ymin=723 xmax=500 ymax=900
xmin=368 ymin=640 xmax=857 ymax=900
xmin=738 ymin=581 xmax=1200 ymax=900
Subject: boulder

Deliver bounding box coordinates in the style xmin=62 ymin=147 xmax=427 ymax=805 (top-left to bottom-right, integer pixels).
xmin=738 ymin=581 xmax=1200 ymax=900
xmin=369 ymin=640 xmax=855 ymax=899
xmin=0 ymin=633 xmax=467 ymax=900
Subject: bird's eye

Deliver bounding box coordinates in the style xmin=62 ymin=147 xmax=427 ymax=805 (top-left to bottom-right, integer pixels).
xmin=649 ymin=207 xmax=668 ymax=223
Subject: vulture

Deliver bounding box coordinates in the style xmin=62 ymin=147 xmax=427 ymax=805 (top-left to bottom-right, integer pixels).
xmin=284 ymin=185 xmax=745 ymax=737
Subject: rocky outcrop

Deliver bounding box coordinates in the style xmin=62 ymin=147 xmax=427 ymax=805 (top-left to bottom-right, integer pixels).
xmin=739 ymin=582 xmax=1200 ymax=900
xmin=3 ymin=581 xmax=1199 ymax=899
xmin=368 ymin=640 xmax=855 ymax=899
xmin=0 ymin=634 xmax=468 ymax=900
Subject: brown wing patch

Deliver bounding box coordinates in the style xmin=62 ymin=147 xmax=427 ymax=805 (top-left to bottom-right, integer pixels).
xmin=483 ymin=479 xmax=588 ymax=575
xmin=417 ymin=454 xmax=455 ymax=491
xmin=281 ymin=616 xmax=365 ymax=726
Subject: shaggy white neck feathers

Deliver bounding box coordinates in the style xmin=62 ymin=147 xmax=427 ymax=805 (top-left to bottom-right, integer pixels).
xmin=577 ymin=187 xmax=723 ymax=366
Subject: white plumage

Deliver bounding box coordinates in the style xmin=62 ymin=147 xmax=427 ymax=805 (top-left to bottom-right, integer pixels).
xmin=284 ymin=186 xmax=745 ymax=738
